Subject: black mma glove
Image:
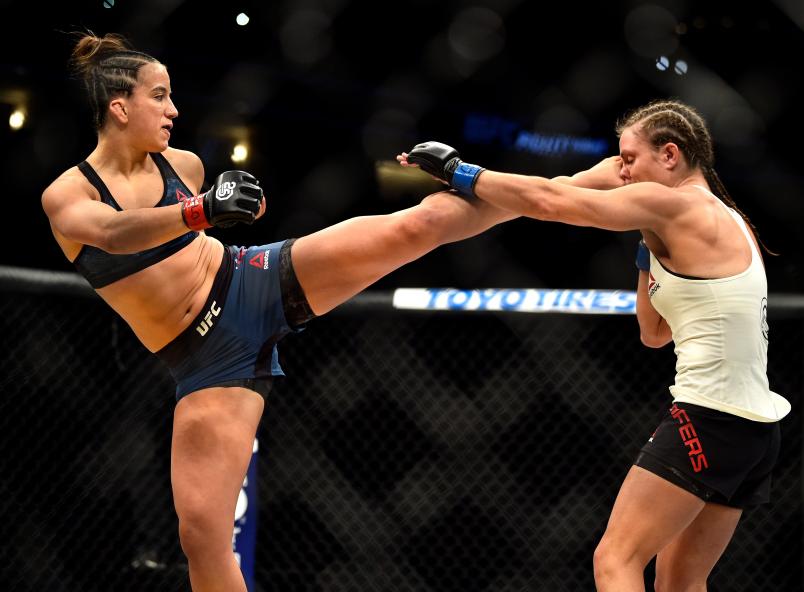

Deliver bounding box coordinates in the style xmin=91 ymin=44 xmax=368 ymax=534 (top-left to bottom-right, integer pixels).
xmin=181 ymin=170 xmax=263 ymax=230
xmin=406 ymin=141 xmax=486 ymax=197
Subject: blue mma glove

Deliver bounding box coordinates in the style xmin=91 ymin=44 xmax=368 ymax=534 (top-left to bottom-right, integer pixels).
xmin=636 ymin=240 xmax=651 ymax=272
xmin=406 ymin=141 xmax=485 ymax=197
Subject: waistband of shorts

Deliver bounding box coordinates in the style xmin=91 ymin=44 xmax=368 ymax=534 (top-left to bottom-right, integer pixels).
xmin=155 ymin=246 xmax=234 ymax=368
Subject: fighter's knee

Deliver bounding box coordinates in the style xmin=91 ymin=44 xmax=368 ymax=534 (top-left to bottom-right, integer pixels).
xmin=419 ymin=190 xmax=451 ymax=206
xmin=593 ymin=538 xmax=618 ymax=582
xmin=393 ymin=203 xmax=446 ymax=246
xmin=593 ymin=536 xmax=648 ymax=584
xmin=402 ymin=192 xmax=467 ymax=243
xmin=177 ymin=510 xmax=206 ymax=556
xmin=177 ymin=505 xmax=224 ymax=560
xmin=177 ymin=519 xmax=203 ymax=559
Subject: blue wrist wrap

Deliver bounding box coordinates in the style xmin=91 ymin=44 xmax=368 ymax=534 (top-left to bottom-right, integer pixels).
xmin=451 ymin=162 xmax=485 ymax=197
xmin=636 ymin=240 xmax=651 ymax=272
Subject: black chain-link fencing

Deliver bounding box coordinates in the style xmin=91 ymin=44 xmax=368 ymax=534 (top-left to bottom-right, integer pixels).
xmin=1 ymin=268 xmax=801 ymax=592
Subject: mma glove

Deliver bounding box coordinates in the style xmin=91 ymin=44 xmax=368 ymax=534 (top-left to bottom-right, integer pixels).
xmin=406 ymin=141 xmax=485 ymax=197
xmin=181 ymin=170 xmax=263 ymax=230
xmin=635 ymin=240 xmax=651 ymax=272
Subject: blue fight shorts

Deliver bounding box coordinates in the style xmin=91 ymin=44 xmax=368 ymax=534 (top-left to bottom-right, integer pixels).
xmin=156 ymin=240 xmax=310 ymax=400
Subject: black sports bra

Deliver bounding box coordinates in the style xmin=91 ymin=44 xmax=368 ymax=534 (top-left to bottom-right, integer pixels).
xmin=73 ymin=152 xmax=198 ymax=288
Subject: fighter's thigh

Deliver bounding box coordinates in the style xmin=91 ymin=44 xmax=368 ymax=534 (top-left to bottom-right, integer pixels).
xmin=289 ymin=211 xmax=435 ymax=315
xmin=655 ymin=502 xmax=741 ymax=586
xmin=171 ymin=386 xmax=264 ymax=520
xmin=600 ymin=466 xmax=706 ymax=564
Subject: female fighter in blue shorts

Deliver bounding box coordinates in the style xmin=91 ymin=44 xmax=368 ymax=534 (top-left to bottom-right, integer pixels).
xmin=40 ymin=32 xmax=518 ymax=592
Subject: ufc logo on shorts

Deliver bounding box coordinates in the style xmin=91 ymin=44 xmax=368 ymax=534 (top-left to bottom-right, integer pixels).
xmin=215 ymin=181 xmax=236 ymax=200
xmin=196 ymin=301 xmax=221 ymax=336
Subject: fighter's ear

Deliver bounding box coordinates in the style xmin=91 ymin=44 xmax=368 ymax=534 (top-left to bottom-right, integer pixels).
xmin=109 ymin=98 xmax=128 ymax=124
xmin=660 ymin=141 xmax=681 ymax=169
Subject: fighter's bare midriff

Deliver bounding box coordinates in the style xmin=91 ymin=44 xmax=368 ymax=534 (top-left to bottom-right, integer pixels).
xmin=95 ymin=234 xmax=224 ymax=352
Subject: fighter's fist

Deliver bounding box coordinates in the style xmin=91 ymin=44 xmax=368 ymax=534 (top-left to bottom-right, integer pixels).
xmin=182 ymin=170 xmax=264 ymax=230
xmin=404 ymin=141 xmax=485 ymax=197
xmin=405 ymin=141 xmax=463 ymax=184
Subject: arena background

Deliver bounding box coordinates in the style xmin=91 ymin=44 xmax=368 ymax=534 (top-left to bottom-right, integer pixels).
xmin=1 ymin=0 xmax=802 ymax=591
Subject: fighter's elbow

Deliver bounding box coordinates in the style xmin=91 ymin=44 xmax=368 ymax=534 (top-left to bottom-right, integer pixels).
xmin=97 ymin=234 xmax=125 ymax=254
xmin=94 ymin=225 xmax=131 ymax=255
xmin=640 ymin=331 xmax=671 ymax=348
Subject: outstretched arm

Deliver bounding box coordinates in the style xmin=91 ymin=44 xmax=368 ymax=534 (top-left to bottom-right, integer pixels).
xmin=400 ymin=142 xmax=677 ymax=346
xmin=399 ymin=151 xmax=624 ymax=191
xmin=399 ymin=141 xmax=683 ymax=233
xmin=472 ymin=170 xmax=664 ymax=231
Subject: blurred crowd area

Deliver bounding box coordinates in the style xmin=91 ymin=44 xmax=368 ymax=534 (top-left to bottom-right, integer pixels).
xmin=1 ymin=0 xmax=802 ymax=292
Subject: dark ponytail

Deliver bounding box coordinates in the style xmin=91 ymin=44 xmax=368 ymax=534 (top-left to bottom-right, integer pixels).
xmin=69 ymin=32 xmax=159 ymax=129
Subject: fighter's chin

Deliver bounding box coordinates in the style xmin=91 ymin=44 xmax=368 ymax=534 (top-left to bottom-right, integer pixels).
xmin=155 ymin=129 xmax=171 ymax=150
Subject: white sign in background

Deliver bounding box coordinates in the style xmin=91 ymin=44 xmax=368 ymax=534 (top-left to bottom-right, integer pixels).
xmin=392 ymin=288 xmax=637 ymax=315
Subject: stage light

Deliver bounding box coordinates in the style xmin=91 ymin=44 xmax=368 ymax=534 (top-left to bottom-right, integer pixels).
xmin=231 ymin=143 xmax=249 ymax=163
xmin=9 ymin=109 xmax=25 ymax=130
xmin=237 ymin=13 xmax=250 ymax=26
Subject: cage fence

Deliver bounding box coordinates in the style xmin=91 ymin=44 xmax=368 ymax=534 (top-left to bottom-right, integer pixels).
xmin=0 ymin=267 xmax=801 ymax=592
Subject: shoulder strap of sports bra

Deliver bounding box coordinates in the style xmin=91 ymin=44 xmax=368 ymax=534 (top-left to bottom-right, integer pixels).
xmin=77 ymin=161 xmax=122 ymax=210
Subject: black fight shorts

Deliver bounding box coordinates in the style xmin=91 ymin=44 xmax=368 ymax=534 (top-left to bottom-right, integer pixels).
xmin=635 ymin=402 xmax=781 ymax=508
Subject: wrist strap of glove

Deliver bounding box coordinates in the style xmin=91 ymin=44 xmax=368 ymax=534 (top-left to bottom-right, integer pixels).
xmin=182 ymin=194 xmax=211 ymax=231
xmin=636 ymin=240 xmax=651 ymax=272
xmin=451 ymin=163 xmax=485 ymax=197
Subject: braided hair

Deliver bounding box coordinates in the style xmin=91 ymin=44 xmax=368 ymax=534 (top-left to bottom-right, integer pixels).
xmin=69 ymin=32 xmax=159 ymax=130
xmin=616 ymin=99 xmax=776 ymax=255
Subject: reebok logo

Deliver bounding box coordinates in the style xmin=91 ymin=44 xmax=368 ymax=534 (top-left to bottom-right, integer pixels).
xmin=249 ymin=249 xmax=271 ymax=270
xmin=648 ymin=272 xmax=660 ymax=298
xmin=176 ymin=189 xmax=190 ymax=202
xmin=196 ymin=300 xmax=221 ymax=336
xmin=215 ymin=181 xmax=236 ymax=200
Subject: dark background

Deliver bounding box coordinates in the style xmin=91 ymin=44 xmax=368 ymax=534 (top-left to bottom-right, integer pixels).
xmin=0 ymin=0 xmax=802 ymax=292
xmin=2 ymin=3 xmax=803 ymax=591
